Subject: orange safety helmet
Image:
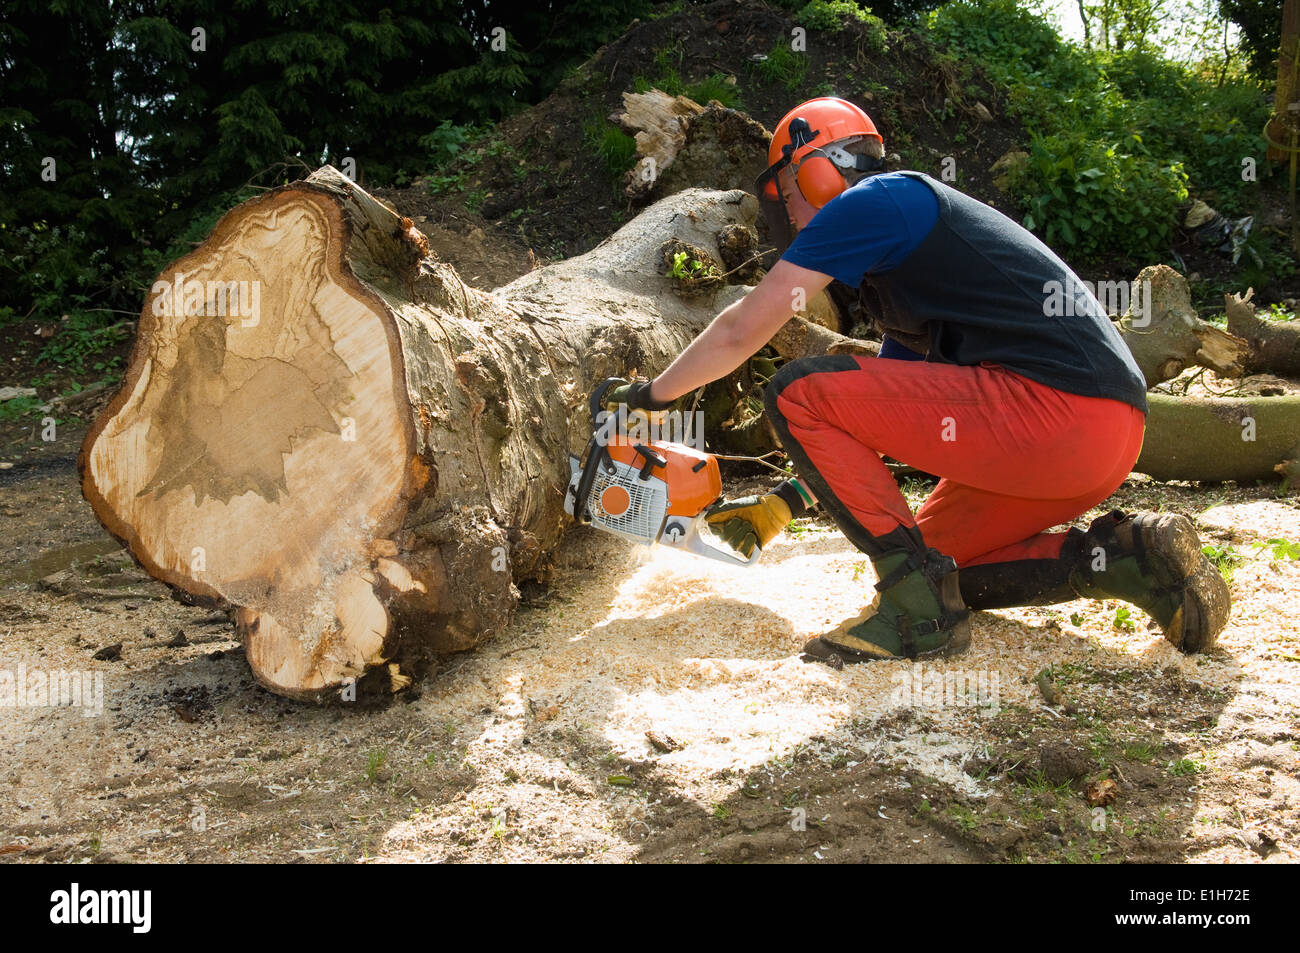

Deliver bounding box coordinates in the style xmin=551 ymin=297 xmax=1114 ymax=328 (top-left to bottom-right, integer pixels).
xmin=755 ymin=97 xmax=885 ymax=253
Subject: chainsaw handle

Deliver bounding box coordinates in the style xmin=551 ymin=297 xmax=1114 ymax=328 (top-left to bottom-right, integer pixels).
xmin=660 ymin=514 xmax=761 ymax=567
xmin=589 ymin=377 xmax=628 ymax=423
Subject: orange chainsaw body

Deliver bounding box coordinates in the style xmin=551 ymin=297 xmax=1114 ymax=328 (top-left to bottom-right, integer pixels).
xmin=601 ymin=438 xmax=722 ymax=518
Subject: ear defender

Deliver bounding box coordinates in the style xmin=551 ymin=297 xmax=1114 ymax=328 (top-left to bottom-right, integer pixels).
xmin=794 ymin=154 xmax=851 ymax=208
xmin=755 ymin=98 xmax=884 ymax=252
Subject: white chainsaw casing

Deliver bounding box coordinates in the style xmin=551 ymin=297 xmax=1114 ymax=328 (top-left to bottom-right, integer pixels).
xmin=565 ymin=454 xmax=668 ymax=545
xmin=565 ymin=453 xmax=760 ymax=567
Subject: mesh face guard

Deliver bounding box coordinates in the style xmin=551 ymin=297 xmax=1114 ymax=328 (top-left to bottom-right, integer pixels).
xmin=753 ymin=116 xmax=818 ymax=256
xmin=754 ymin=161 xmax=797 ymax=258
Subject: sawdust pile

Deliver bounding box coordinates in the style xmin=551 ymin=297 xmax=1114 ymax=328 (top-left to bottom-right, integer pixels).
xmin=412 ymin=501 xmax=1288 ymax=809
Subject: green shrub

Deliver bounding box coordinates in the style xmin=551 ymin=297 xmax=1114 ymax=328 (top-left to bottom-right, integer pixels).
xmin=419 ymin=120 xmax=482 ymax=169
xmin=0 ymin=224 xmax=113 ymax=325
xmin=1015 ymin=133 xmax=1188 ymax=259
xmin=799 ymin=0 xmax=883 ymax=32
xmin=926 ymin=0 xmax=1257 ymax=261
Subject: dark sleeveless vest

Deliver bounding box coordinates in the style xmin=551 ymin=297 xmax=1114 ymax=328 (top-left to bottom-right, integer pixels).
xmin=856 ymin=171 xmax=1148 ymax=413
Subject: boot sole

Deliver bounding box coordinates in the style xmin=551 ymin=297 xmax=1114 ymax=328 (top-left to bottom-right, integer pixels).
xmin=1135 ymin=513 xmax=1230 ymax=653
xmin=802 ymin=616 xmax=972 ymax=666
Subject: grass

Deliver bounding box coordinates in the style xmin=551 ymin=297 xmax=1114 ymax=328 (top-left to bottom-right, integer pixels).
xmin=1087 ymin=722 xmax=1115 ymax=764
xmin=1168 ymin=756 xmax=1206 ymax=777
xmin=1201 ymin=543 xmax=1239 ymax=585
xmin=583 ymin=120 xmax=638 ymax=182
xmin=364 ymin=747 xmax=388 ymax=782
xmin=946 ymin=803 xmax=979 ymax=831
xmin=631 ymin=70 xmax=745 ymax=109
xmin=749 ymin=42 xmax=807 ymax=92
xmin=1123 ymin=741 xmax=1160 ymax=764
xmin=1024 ymin=769 xmax=1072 ymax=797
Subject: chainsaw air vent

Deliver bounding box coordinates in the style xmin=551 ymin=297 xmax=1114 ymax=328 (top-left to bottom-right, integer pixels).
xmin=589 ymin=460 xmax=668 ymax=543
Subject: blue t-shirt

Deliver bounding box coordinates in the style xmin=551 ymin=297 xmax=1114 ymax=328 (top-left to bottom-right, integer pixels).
xmin=782 ymin=172 xmax=938 ymax=361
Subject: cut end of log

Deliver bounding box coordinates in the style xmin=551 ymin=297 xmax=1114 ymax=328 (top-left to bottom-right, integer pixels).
xmin=81 ymin=181 xmax=417 ymax=696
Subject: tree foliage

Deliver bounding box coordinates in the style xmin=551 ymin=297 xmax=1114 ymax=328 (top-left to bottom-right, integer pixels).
xmin=0 ymin=0 xmax=649 ymax=321
xmin=1218 ymin=0 xmax=1283 ymax=80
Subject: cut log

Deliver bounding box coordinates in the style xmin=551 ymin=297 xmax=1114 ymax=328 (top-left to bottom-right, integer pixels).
xmin=770 ymin=316 xmax=878 ymax=361
xmin=1224 ymin=288 xmax=1300 ymax=377
xmin=610 ymin=90 xmax=705 ymax=201
xmin=611 ymin=90 xmax=770 ymax=204
xmin=1117 ymin=264 xmax=1248 ymax=385
xmin=1135 ymin=392 xmax=1300 ymax=485
xmin=79 ymin=166 xmax=757 ymax=699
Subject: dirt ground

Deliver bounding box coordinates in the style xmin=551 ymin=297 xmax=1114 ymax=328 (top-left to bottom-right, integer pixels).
xmin=1 ymin=409 xmax=1297 ymax=863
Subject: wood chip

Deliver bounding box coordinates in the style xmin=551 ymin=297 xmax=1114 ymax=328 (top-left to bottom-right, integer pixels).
xmin=645 ymin=730 xmax=682 ymax=753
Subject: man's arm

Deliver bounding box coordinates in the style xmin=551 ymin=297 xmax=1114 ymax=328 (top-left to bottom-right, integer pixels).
xmin=648 ymin=260 xmax=834 ymax=403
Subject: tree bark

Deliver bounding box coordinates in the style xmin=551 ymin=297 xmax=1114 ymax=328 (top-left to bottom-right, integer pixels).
xmin=1224 ymin=288 xmax=1300 ymax=377
xmin=79 ymin=166 xmax=756 ymax=699
xmin=1135 ymin=393 xmax=1300 ymax=485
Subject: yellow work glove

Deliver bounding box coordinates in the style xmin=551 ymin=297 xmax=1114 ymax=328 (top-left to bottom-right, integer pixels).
xmin=602 ymin=379 xmax=674 ymax=414
xmin=705 ymin=494 xmax=793 ymax=558
xmin=704 ymin=479 xmax=813 ymax=557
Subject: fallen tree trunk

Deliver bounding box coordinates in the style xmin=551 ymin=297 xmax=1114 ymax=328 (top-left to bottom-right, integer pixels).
xmin=1135 ymin=392 xmax=1300 ymax=485
xmin=80 ymin=167 xmax=757 ymax=699
xmin=1225 ymin=288 xmax=1300 ymax=377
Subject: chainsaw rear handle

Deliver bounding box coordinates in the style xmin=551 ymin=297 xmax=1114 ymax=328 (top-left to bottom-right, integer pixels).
xmin=660 ymin=513 xmax=762 ymax=567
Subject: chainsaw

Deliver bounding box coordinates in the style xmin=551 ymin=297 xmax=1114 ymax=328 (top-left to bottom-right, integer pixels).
xmin=563 ymin=378 xmax=760 ymax=567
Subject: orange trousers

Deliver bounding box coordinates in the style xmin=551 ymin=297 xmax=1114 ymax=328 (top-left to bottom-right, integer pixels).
xmin=764 ymin=354 xmax=1146 ymax=565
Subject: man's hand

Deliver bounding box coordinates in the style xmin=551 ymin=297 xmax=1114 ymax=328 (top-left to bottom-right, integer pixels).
xmin=704 ymin=494 xmax=794 ymax=558
xmin=603 ymin=379 xmax=674 ymax=414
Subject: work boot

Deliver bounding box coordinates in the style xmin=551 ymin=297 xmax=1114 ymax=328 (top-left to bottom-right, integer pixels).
xmin=803 ymin=547 xmax=971 ymax=664
xmin=1071 ymin=510 xmax=1230 ymax=654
